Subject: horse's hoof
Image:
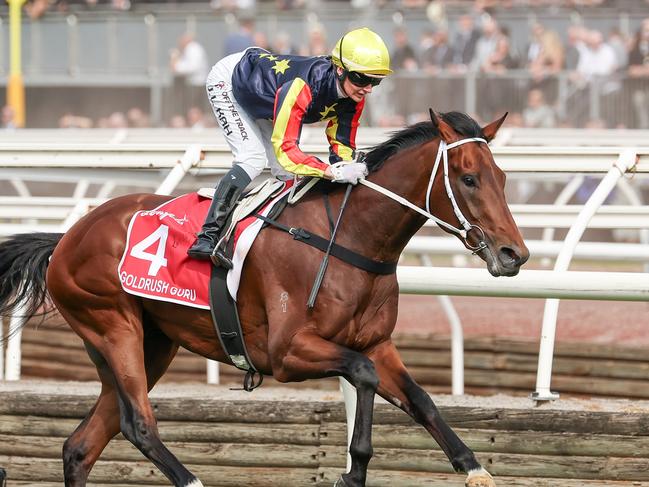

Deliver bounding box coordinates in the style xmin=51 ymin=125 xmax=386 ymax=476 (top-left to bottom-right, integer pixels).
xmin=465 ymin=468 xmax=495 ymax=487
xmin=333 ymin=476 xmax=349 ymax=487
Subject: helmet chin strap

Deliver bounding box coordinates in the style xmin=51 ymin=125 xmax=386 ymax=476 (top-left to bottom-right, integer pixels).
xmin=335 ymin=67 xmax=351 ymax=98
xmin=337 ymin=34 xmax=350 ymax=84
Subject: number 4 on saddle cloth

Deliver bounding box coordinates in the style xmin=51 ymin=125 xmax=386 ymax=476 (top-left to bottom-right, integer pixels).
xmin=118 ymin=178 xmax=294 ymax=387
xmin=119 ymin=178 xmax=291 ymax=307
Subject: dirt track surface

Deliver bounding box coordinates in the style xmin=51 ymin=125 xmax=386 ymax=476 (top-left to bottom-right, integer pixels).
xmin=4 ymin=380 xmax=649 ymax=413
xmin=396 ymin=295 xmax=649 ymax=347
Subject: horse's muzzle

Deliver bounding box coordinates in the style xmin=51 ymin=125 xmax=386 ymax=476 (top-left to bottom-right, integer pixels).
xmin=492 ymin=244 xmax=529 ymax=277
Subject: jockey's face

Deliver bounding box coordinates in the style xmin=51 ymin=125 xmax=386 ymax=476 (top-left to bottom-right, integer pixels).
xmin=337 ymin=67 xmax=376 ymax=103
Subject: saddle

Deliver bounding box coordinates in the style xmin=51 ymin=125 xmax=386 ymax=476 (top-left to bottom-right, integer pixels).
xmin=198 ymin=176 xmax=318 ymax=262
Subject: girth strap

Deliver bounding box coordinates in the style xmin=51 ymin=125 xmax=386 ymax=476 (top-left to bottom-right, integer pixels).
xmin=209 ymin=264 xmax=263 ymax=391
xmin=254 ymin=213 xmax=397 ymax=275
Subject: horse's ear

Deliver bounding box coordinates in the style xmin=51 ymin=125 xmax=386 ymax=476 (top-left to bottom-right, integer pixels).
xmin=481 ymin=112 xmax=508 ymax=142
xmin=429 ymin=108 xmax=439 ymax=127
xmin=429 ymin=109 xmax=456 ymax=142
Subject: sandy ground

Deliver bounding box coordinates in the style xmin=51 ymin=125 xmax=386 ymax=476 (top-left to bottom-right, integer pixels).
xmin=4 ymin=380 xmax=649 ymax=413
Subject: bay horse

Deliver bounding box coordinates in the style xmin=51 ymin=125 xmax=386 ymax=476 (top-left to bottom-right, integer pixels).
xmin=0 ymin=111 xmax=528 ymax=487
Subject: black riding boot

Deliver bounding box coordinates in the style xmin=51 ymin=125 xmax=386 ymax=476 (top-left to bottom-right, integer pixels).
xmin=187 ymin=164 xmax=252 ymax=268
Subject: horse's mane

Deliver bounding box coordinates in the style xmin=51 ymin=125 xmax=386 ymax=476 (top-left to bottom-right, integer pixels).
xmin=364 ymin=111 xmax=484 ymax=173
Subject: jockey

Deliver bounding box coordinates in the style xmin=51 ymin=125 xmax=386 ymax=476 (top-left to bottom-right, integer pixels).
xmin=188 ymin=27 xmax=392 ymax=267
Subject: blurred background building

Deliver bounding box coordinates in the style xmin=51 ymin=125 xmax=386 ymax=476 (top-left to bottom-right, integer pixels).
xmin=0 ymin=0 xmax=648 ymax=129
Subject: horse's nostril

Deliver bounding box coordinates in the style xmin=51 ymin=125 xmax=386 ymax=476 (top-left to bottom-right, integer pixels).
xmin=499 ymin=247 xmax=519 ymax=267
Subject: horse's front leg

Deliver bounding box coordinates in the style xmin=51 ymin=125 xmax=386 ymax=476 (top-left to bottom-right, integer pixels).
xmin=272 ymin=332 xmax=378 ymax=487
xmin=368 ymin=340 xmax=495 ymax=487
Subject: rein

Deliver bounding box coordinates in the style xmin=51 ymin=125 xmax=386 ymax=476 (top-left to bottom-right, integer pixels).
xmin=359 ymin=136 xmax=489 ymax=254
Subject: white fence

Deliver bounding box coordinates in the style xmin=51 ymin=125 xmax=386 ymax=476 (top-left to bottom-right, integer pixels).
xmin=1 ymin=129 xmax=649 ymax=404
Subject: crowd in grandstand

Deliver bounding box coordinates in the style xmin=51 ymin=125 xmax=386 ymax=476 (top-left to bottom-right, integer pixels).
xmin=17 ymin=0 xmax=649 ymax=18
xmin=378 ymin=14 xmax=649 ymax=128
xmin=3 ymin=0 xmax=648 ymax=129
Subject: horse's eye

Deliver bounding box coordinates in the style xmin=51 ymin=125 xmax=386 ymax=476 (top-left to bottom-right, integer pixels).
xmin=462 ymin=175 xmax=477 ymax=188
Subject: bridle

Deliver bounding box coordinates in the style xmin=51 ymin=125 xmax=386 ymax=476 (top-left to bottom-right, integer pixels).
xmin=359 ymin=136 xmax=490 ymax=255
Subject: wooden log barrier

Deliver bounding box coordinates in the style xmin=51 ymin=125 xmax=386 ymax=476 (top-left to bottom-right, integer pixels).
xmin=2 ymin=381 xmax=649 ymax=486
xmin=16 ymin=319 xmax=649 ymax=398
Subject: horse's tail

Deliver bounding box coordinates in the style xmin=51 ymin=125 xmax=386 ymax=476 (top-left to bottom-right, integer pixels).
xmin=0 ymin=232 xmax=64 ymax=324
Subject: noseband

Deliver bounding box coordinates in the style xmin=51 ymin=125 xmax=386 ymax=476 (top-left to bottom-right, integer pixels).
xmin=359 ymin=137 xmax=489 ymax=254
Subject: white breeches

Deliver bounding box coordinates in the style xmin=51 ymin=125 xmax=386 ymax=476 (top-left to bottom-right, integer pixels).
xmin=205 ymin=50 xmax=292 ymax=181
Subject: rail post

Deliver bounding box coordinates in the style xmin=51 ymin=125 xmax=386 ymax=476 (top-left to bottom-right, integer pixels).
xmin=532 ymin=148 xmax=639 ymax=402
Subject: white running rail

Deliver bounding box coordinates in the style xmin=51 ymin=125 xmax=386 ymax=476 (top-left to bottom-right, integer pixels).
xmin=0 ymin=140 xmax=646 ymax=408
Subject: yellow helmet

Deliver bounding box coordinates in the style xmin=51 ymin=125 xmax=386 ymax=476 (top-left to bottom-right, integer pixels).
xmin=331 ymin=27 xmax=392 ymax=76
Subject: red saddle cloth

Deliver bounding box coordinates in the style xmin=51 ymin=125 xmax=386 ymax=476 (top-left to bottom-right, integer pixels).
xmin=118 ymin=188 xmax=289 ymax=309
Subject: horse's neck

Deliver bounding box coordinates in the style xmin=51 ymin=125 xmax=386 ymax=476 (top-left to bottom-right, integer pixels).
xmin=350 ymin=141 xmax=437 ymax=262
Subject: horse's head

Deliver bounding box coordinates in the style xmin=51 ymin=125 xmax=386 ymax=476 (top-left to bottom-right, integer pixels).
xmin=427 ymin=110 xmax=529 ymax=276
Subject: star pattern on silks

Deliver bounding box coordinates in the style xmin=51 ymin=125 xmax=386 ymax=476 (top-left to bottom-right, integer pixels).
xmin=259 ymin=53 xmax=279 ymax=61
xmin=319 ymin=103 xmax=337 ymax=120
xmin=272 ymin=59 xmax=291 ymax=75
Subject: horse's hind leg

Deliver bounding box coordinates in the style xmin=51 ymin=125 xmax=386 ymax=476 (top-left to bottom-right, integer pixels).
xmin=63 ymin=325 xmax=180 ymax=486
xmin=63 ymin=364 xmax=119 ymax=486
xmin=59 ymin=303 xmax=201 ymax=487
xmin=272 ymin=333 xmax=378 ymax=487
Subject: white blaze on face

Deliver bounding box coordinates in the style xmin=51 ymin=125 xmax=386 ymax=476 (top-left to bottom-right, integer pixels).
xmin=184 ymin=480 xmax=204 ymax=487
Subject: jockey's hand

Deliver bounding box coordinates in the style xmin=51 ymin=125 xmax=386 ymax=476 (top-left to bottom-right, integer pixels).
xmin=328 ymin=160 xmax=368 ymax=185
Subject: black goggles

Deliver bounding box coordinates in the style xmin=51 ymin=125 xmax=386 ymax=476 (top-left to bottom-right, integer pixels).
xmin=346 ymin=71 xmax=383 ymax=87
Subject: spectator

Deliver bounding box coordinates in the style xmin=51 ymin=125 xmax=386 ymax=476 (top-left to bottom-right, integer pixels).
xmin=449 ymin=14 xmax=480 ymax=73
xmin=170 ymin=33 xmax=209 ymax=120
xmin=187 ymin=106 xmax=207 ymax=130
xmin=168 ymin=115 xmax=187 ymax=128
xmin=419 ymin=29 xmax=435 ymax=68
xmin=476 ymin=19 xmax=520 ymax=121
xmin=24 ymin=0 xmax=50 ymax=19
xmin=526 ymin=22 xmax=563 ymax=104
xmin=628 ymin=18 xmax=649 ymax=128
xmin=567 ymin=29 xmax=618 ymax=126
xmin=272 ymin=31 xmax=298 ymax=56
xmin=300 ymin=24 xmax=328 ymax=56
xmin=223 ymin=17 xmax=256 ymax=57
xmin=58 ymin=112 xmax=93 ymax=128
xmin=401 ymin=0 xmax=426 ymax=8
xmin=95 ymin=111 xmax=126 ymax=129
xmin=572 ymin=29 xmax=618 ymax=86
xmin=253 ymin=31 xmax=269 ymax=51
xmin=212 ymin=0 xmax=255 ymax=12
xmin=275 ymin=0 xmax=304 ymax=10
xmin=111 ymin=0 xmax=130 ymax=10
xmin=170 ymin=33 xmax=209 ymax=87
xmin=564 ymin=25 xmax=586 ymax=72
xmin=127 ymin=107 xmax=151 ymax=128
xmin=522 ymin=89 xmax=556 ymax=128
xmin=391 ymin=27 xmax=418 ymax=71
xmin=107 ymin=111 xmax=128 ymax=128
xmin=472 ymin=16 xmax=501 ymax=71
xmin=1 ymin=105 xmax=17 ymax=130
xmin=420 ymin=29 xmax=454 ymax=73
xmin=527 ymin=23 xmax=564 ymax=76
xmin=607 ymin=27 xmax=629 ymax=72
xmin=483 ymin=25 xmax=518 ymax=73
